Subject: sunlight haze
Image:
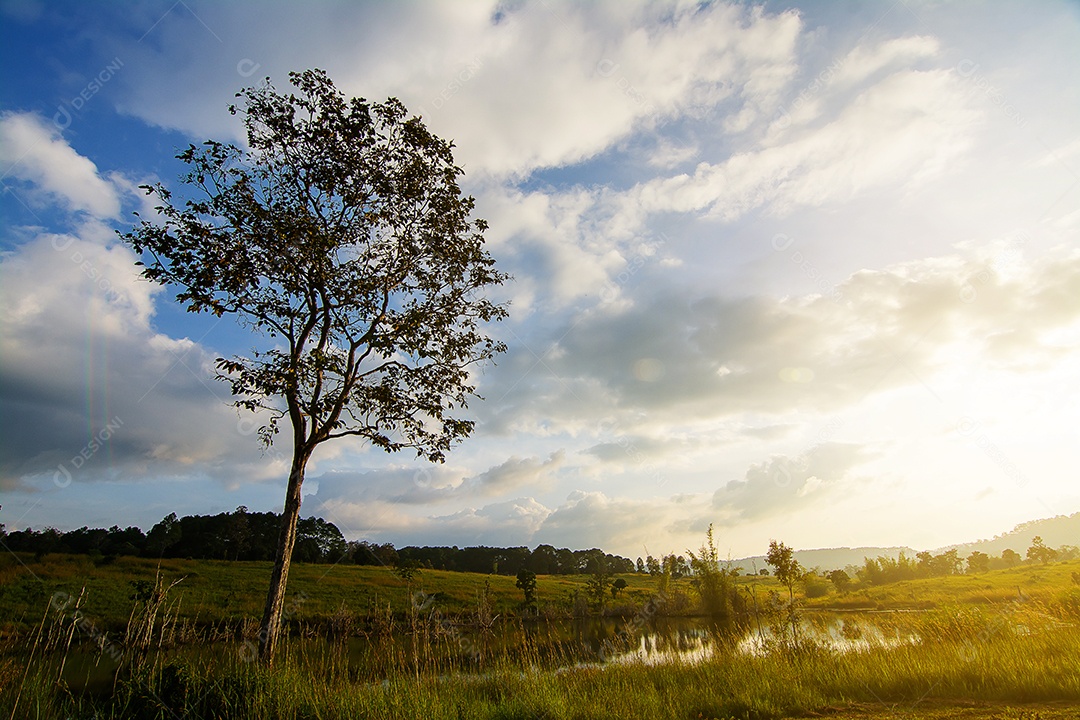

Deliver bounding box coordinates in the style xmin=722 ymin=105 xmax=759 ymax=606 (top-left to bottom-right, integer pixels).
xmin=2 ymin=0 xmax=1078 ymax=560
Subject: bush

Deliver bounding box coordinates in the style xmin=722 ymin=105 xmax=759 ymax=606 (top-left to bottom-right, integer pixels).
xmin=805 ymin=579 xmax=830 ymax=599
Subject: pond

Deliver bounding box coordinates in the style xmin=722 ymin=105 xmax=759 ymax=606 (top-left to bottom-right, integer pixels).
xmin=42 ymin=610 xmax=920 ymax=693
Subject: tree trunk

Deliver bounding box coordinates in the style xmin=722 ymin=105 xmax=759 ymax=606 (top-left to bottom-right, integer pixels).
xmin=258 ymin=450 xmax=308 ymax=664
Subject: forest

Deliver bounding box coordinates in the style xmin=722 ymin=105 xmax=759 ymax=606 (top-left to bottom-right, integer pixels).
xmin=0 ymin=508 xmax=635 ymax=575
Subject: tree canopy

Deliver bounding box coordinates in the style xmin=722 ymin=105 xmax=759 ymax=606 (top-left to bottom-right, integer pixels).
xmin=125 ymin=69 xmax=508 ymax=461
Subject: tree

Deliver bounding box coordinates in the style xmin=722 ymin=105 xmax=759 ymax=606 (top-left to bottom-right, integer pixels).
xmin=1027 ymin=536 xmax=1058 ymax=565
xmin=611 ymin=578 xmax=628 ymax=599
xmin=585 ymin=556 xmax=612 ymax=614
xmin=1060 ymin=545 xmax=1080 ymax=562
xmin=687 ymin=524 xmax=738 ymax=619
xmin=516 ymin=568 xmax=538 ymax=609
xmin=145 ymin=513 xmax=182 ymax=557
xmin=123 ymin=69 xmax=508 ymax=663
xmin=586 ymin=573 xmax=612 ymax=614
xmin=827 ymin=569 xmax=851 ymax=592
xmin=528 ymin=544 xmax=558 ymax=574
xmin=222 ymin=506 xmax=252 ymax=561
xmin=766 ymin=540 xmax=803 ymax=601
xmin=1000 ymin=548 xmax=1022 ymax=568
xmin=394 ymin=559 xmax=422 ymax=584
xmin=966 ymin=550 xmax=990 ymax=574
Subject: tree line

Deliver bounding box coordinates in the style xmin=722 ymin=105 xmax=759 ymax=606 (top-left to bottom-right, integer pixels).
xmin=0 ymin=508 xmax=345 ymax=564
xmin=0 ymin=508 xmax=636 ymax=575
xmin=854 ymin=537 xmax=1077 ymax=586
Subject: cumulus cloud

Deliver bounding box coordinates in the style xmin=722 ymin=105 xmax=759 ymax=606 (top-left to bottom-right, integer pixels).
xmin=307 ymin=479 xmax=553 ymax=548
xmin=713 ymin=442 xmax=873 ymax=520
xmin=471 ymin=451 xmax=565 ymax=495
xmin=0 ymin=130 xmax=287 ymax=491
xmin=0 ymin=227 xmax=293 ymax=490
xmin=97 ymin=1 xmax=800 ymax=180
xmin=304 ymin=449 xmax=564 ymax=513
xmin=481 ymin=247 xmax=1080 ymax=435
xmin=0 ymin=112 xmax=122 ymax=218
xmin=627 ymin=67 xmax=977 ymax=221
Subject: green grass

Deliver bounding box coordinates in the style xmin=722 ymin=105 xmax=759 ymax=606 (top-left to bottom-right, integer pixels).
xmin=0 ymin=552 xmax=673 ymax=636
xmin=3 ymin=555 xmax=1079 ymax=719
xmin=2 ymin=552 xmax=1076 ymax=635
xmin=4 ymin=597 xmax=1078 ymax=719
xmin=803 ymin=560 xmax=1080 ymax=610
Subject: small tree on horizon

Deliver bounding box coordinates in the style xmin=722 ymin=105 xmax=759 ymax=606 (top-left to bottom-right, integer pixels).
xmin=1000 ymin=548 xmax=1022 ymax=568
xmin=585 ymin=557 xmax=612 ymax=615
xmin=766 ymin=540 xmax=803 ymax=602
xmin=687 ymin=523 xmax=737 ymax=619
xmin=966 ymin=550 xmax=990 ymax=574
xmin=827 ymin=569 xmax=851 ymax=592
xmin=516 ymin=568 xmax=538 ymax=610
xmin=1027 ymin=536 xmax=1058 ymax=565
xmin=123 ymin=69 xmax=508 ymax=663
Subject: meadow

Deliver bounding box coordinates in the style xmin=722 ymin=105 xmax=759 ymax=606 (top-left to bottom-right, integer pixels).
xmin=1 ymin=552 xmax=1078 ymax=719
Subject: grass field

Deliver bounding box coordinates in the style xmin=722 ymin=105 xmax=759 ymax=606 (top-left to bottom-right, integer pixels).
xmin=804 ymin=560 xmax=1080 ymax=611
xmin=3 ymin=552 xmax=1077 ymax=634
xmin=0 ymin=552 xmax=682 ymax=636
xmin=2 ymin=553 xmax=1078 ymax=718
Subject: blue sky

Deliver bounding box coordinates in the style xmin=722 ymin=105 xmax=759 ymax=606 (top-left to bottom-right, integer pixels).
xmin=2 ymin=0 xmax=1079 ymax=559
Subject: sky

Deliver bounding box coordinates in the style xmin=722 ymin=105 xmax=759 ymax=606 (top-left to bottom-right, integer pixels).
xmin=1 ymin=0 xmax=1078 ymax=561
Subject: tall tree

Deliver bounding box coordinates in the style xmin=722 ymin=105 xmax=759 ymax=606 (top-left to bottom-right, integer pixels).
xmin=123 ymin=69 xmax=507 ymax=662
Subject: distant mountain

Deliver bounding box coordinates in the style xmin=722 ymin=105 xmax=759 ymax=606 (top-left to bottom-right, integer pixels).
xmin=728 ymin=512 xmax=1079 ymax=574
xmin=729 ymin=546 xmax=915 ymax=574
xmin=937 ymin=512 xmax=1080 ymax=558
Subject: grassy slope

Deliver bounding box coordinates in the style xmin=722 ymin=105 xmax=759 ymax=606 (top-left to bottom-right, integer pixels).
xmin=3 ymin=554 xmax=1079 ymax=719
xmin=3 ymin=553 xmax=1078 ymax=635
xmin=0 ymin=552 xmax=673 ymax=634
xmin=804 ymin=559 xmax=1080 ymax=610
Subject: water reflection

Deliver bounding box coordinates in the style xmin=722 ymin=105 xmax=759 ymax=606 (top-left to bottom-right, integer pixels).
xmin=45 ymin=610 xmax=919 ymax=692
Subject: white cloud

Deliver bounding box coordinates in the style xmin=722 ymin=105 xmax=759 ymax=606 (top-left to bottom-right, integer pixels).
xmin=713 ymin=443 xmax=873 ymax=520
xmin=534 ymin=490 xmax=684 ymax=553
xmin=303 ymin=450 xmax=564 ymax=512
xmin=471 ymin=451 xmax=564 ymax=495
xmin=105 ymin=1 xmax=801 ymax=180
xmin=832 ymin=35 xmax=940 ymax=88
xmin=0 ymin=227 xmax=294 ymax=490
xmin=0 ymin=128 xmax=288 ymax=491
xmin=630 ymin=67 xmax=977 ymax=221
xmin=0 ymin=112 xmax=121 ymax=218
xmin=481 ymin=247 xmax=1080 ymax=434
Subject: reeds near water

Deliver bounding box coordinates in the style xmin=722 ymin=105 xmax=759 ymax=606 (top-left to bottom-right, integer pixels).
xmin=3 ymin=575 xmax=1079 ymax=719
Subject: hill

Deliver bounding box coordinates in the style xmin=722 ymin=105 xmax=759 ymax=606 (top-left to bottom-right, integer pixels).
xmin=730 ymin=512 xmax=1079 ymax=574
xmin=938 ymin=512 xmax=1080 ymax=557
xmin=730 ymin=546 xmax=914 ymax=574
